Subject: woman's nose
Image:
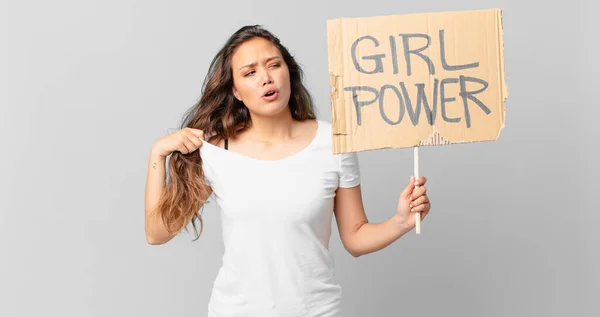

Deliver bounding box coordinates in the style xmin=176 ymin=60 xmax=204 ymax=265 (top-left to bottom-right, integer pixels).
xmin=260 ymin=69 xmax=273 ymax=85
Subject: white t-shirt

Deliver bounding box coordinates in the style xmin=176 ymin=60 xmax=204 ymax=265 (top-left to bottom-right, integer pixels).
xmin=199 ymin=119 xmax=360 ymax=317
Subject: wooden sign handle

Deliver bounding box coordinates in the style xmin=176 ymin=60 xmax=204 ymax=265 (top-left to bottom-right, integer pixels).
xmin=414 ymin=146 xmax=421 ymax=234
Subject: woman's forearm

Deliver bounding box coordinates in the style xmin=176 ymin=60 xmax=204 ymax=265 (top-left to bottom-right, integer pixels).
xmin=144 ymin=151 xmax=179 ymax=245
xmin=350 ymin=215 xmax=411 ymax=257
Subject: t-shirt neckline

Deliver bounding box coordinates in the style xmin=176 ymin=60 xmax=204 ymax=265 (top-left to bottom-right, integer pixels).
xmin=201 ymin=119 xmax=321 ymax=163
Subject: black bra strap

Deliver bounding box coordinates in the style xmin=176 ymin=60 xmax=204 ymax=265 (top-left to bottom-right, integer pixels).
xmin=224 ymin=139 xmax=228 ymax=150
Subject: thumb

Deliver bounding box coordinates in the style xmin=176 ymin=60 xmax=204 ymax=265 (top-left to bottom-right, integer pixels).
xmin=401 ymin=176 xmax=416 ymax=199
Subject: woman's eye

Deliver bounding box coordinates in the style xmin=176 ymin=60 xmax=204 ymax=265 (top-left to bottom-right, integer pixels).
xmin=270 ymin=63 xmax=280 ymax=68
xmin=244 ymin=71 xmax=255 ymax=77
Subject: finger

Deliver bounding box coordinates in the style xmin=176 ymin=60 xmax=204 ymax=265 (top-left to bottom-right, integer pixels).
xmin=410 ymin=195 xmax=428 ymax=207
xmin=414 ymin=176 xmax=427 ymax=186
xmin=181 ymin=139 xmax=196 ymax=154
xmin=410 ymin=186 xmax=427 ymax=200
xmin=411 ymin=202 xmax=430 ymax=213
xmin=187 ymin=133 xmax=203 ymax=148
xmin=186 ymin=128 xmax=205 ymax=139
xmin=422 ymin=201 xmax=431 ymax=214
xmin=401 ymin=176 xmax=416 ymax=199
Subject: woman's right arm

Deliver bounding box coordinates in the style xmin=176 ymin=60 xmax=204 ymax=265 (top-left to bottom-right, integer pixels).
xmin=144 ymin=150 xmax=179 ymax=245
xmin=144 ymin=128 xmax=205 ymax=245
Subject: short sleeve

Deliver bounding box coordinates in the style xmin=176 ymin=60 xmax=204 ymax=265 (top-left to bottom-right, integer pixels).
xmin=338 ymin=152 xmax=361 ymax=188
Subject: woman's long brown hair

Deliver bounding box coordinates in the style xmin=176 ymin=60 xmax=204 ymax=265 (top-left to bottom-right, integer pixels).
xmin=152 ymin=25 xmax=317 ymax=241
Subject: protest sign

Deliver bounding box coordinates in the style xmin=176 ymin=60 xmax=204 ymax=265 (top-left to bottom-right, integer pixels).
xmin=327 ymin=8 xmax=508 ymax=233
xmin=327 ymin=8 xmax=507 ymax=153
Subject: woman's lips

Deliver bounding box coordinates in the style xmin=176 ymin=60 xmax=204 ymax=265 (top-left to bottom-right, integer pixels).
xmin=262 ymin=90 xmax=279 ymax=101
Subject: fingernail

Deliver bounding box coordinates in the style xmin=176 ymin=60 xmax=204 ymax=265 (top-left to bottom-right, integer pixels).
xmin=409 ymin=203 xmax=412 ymax=208
xmin=411 ymin=208 xmax=414 ymax=212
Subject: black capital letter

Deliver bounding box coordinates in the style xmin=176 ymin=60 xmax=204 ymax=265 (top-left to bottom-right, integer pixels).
xmin=344 ymin=86 xmax=379 ymax=126
xmin=398 ymin=33 xmax=435 ymax=76
xmin=351 ymin=36 xmax=386 ymax=74
xmin=439 ymin=29 xmax=479 ymax=71
xmin=379 ymin=85 xmax=405 ymax=125
xmin=459 ymin=75 xmax=491 ymax=128
xmin=415 ymin=79 xmax=439 ymax=125
xmin=440 ymin=78 xmax=461 ymax=123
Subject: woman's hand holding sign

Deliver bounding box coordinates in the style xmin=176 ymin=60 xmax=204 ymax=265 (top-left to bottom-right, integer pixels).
xmin=395 ymin=176 xmax=431 ymax=231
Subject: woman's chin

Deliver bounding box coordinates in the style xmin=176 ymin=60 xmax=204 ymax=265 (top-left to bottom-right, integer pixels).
xmin=254 ymin=104 xmax=292 ymax=118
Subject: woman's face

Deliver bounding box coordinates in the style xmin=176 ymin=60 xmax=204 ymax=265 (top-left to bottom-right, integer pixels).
xmin=230 ymin=37 xmax=291 ymax=118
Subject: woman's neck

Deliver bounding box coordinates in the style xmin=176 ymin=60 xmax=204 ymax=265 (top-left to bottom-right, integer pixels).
xmin=245 ymin=109 xmax=298 ymax=144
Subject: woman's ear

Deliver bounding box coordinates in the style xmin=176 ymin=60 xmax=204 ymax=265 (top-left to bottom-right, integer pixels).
xmin=232 ymin=87 xmax=241 ymax=101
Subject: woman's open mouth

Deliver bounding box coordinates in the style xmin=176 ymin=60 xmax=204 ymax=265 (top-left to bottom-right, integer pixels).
xmin=262 ymin=89 xmax=279 ymax=101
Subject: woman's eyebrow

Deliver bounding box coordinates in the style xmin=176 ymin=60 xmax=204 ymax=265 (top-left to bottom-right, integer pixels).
xmin=239 ymin=56 xmax=281 ymax=70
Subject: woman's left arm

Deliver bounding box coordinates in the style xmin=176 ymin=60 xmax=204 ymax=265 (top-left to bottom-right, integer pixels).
xmin=333 ymin=176 xmax=431 ymax=257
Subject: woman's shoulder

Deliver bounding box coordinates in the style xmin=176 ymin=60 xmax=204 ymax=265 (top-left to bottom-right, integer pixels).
xmin=313 ymin=119 xmax=331 ymax=140
xmin=315 ymin=119 xmax=331 ymax=129
xmin=313 ymin=119 xmax=332 ymax=137
xmin=198 ymin=134 xmax=224 ymax=160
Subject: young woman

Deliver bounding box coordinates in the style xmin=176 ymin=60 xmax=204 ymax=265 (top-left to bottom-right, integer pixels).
xmin=145 ymin=25 xmax=431 ymax=317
